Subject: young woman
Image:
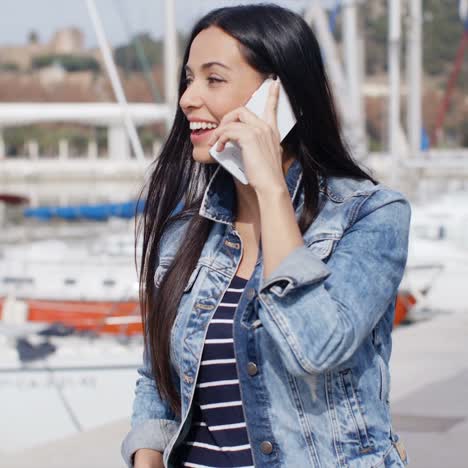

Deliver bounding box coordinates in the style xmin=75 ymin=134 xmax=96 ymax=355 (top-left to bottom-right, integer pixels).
xmin=122 ymin=4 xmax=411 ymax=468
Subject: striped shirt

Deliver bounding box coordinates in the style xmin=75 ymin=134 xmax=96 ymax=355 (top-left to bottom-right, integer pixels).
xmin=179 ymin=274 xmax=254 ymax=468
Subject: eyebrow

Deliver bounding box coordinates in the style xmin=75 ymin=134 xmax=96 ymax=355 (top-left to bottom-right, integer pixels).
xmin=184 ymin=62 xmax=232 ymax=73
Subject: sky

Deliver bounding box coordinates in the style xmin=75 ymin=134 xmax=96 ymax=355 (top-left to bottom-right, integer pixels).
xmin=0 ymin=0 xmax=336 ymax=48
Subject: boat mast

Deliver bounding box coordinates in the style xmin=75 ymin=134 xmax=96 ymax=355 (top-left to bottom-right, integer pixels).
xmin=342 ymin=0 xmax=367 ymax=160
xmin=164 ymin=0 xmax=179 ymax=127
xmin=406 ymin=0 xmax=422 ymax=156
xmin=388 ymin=0 xmax=402 ymax=184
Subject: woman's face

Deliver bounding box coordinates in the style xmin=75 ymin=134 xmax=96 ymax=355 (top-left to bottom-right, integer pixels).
xmin=179 ymin=26 xmax=265 ymax=164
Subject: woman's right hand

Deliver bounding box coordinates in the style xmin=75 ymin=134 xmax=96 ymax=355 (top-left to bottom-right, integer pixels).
xmin=134 ymin=448 xmax=164 ymax=468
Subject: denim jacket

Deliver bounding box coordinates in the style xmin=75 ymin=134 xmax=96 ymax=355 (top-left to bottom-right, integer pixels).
xmin=122 ymin=159 xmax=411 ymax=467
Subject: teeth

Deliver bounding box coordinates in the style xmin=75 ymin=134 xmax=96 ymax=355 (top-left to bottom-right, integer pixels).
xmin=189 ymin=122 xmax=218 ymax=130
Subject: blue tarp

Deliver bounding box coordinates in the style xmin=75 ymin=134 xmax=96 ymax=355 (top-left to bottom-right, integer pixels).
xmin=329 ymin=0 xmax=341 ymax=34
xmin=421 ymin=127 xmax=430 ymax=151
xmin=24 ymin=200 xmax=146 ymax=221
xmin=24 ymin=199 xmax=184 ymax=222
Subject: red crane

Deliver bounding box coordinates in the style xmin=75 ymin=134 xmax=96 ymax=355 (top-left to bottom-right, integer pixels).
xmin=430 ymin=20 xmax=468 ymax=146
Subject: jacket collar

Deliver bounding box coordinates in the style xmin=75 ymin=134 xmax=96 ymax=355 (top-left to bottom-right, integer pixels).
xmin=199 ymin=158 xmax=305 ymax=225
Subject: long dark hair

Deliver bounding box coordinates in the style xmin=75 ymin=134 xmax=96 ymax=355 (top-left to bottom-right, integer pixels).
xmin=138 ymin=3 xmax=376 ymax=415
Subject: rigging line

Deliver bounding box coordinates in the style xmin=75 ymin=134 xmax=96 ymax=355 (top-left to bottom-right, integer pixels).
xmin=85 ymin=0 xmax=145 ymax=161
xmin=115 ymin=0 xmax=163 ymax=103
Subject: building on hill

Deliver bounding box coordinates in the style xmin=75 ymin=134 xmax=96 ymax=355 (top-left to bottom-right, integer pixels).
xmin=0 ymin=44 xmax=42 ymax=71
xmin=50 ymin=28 xmax=85 ymax=55
xmin=0 ymin=27 xmax=88 ymax=71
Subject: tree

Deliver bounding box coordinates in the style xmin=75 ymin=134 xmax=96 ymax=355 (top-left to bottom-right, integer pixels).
xmin=423 ymin=0 xmax=464 ymax=76
xmin=28 ymin=30 xmax=40 ymax=44
xmin=114 ymin=33 xmax=163 ymax=72
xmin=114 ymin=31 xmax=189 ymax=73
xmin=31 ymin=54 xmax=100 ymax=72
xmin=0 ymin=63 xmax=19 ymax=72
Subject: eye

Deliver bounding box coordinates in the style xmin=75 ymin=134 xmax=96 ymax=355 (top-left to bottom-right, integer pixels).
xmin=207 ymin=77 xmax=223 ymax=84
xmin=184 ymin=76 xmax=223 ymax=86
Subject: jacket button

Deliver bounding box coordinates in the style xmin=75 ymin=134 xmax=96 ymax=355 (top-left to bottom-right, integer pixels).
xmin=246 ymin=288 xmax=256 ymax=300
xmin=247 ymin=362 xmax=258 ymax=376
xmin=260 ymin=440 xmax=273 ymax=454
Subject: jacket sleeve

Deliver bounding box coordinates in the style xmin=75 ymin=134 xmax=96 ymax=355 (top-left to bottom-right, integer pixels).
xmin=257 ymin=188 xmax=411 ymax=377
xmin=121 ymin=345 xmax=179 ymax=467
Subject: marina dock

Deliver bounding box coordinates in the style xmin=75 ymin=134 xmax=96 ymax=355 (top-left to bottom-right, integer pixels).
xmin=391 ymin=308 xmax=468 ymax=467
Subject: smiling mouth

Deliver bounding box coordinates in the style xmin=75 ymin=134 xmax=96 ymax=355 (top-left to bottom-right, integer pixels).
xmin=191 ymin=128 xmax=215 ymax=135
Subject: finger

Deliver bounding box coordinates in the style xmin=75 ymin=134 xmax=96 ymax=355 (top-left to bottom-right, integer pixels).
xmin=218 ymin=107 xmax=243 ymax=127
xmin=215 ymin=128 xmax=243 ymax=152
xmin=215 ymin=123 xmax=260 ymax=152
xmin=209 ymin=123 xmax=246 ymax=150
xmin=208 ymin=112 xmax=261 ymax=146
xmin=263 ymin=79 xmax=280 ymax=130
xmin=220 ymin=106 xmax=265 ymax=129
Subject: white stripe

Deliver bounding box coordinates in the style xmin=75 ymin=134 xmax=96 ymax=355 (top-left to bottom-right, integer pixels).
xmin=193 ymin=420 xmax=247 ymax=431
xmin=218 ymin=302 xmax=237 ymax=308
xmin=183 ymin=463 xmax=212 ymax=468
xmin=186 ymin=441 xmax=251 ymax=452
xmin=200 ymin=400 xmax=242 ymax=410
xmin=210 ymin=421 xmax=247 ymax=431
xmin=184 ymin=463 xmax=253 ymax=468
xmin=183 ymin=463 xmax=215 ymax=468
xmin=196 ymin=379 xmax=239 ymax=388
xmin=210 ymin=319 xmax=233 ymax=324
xmin=227 ymin=287 xmax=244 ymax=292
xmin=201 ymin=358 xmax=236 ymax=365
xmin=205 ymin=338 xmax=233 ymax=344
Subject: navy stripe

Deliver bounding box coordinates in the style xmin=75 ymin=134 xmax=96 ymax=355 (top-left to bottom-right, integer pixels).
xmin=198 ymin=405 xmax=246 ymax=428
xmin=187 ymin=425 xmax=250 ymax=448
xmin=201 ymin=344 xmax=235 ymax=361
xmin=210 ymin=307 xmax=240 ymax=321
xmin=182 ymin=444 xmax=254 ymax=467
xmin=198 ymin=363 xmax=238 ymax=381
xmin=196 ymin=385 xmax=241 ymax=406
xmin=179 ymin=274 xmax=254 ymax=467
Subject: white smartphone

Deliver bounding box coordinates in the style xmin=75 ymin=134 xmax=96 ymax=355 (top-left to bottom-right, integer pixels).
xmin=209 ymin=77 xmax=297 ymax=185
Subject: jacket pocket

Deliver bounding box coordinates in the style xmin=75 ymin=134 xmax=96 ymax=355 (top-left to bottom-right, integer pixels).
xmin=306 ymin=237 xmax=336 ymax=260
xmin=171 ymin=262 xmax=204 ymax=336
xmin=154 ymin=259 xmax=172 ymax=289
xmin=170 ymin=262 xmax=205 ymax=371
xmin=155 ymin=259 xmax=202 ymax=293
xmin=183 ymin=262 xmax=204 ymax=293
xmin=338 ymin=368 xmax=373 ymax=452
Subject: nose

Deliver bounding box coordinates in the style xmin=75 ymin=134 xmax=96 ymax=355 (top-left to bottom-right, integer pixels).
xmin=179 ymin=82 xmax=203 ymax=113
